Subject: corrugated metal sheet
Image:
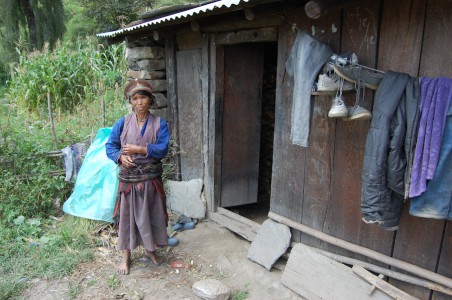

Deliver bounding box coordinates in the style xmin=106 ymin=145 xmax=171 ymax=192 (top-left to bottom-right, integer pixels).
xmin=97 ymin=0 xmax=250 ymax=38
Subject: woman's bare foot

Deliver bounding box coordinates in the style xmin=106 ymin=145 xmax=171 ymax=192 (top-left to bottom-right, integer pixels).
xmin=118 ymin=250 xmax=131 ymax=275
xmin=145 ymin=250 xmax=162 ymax=265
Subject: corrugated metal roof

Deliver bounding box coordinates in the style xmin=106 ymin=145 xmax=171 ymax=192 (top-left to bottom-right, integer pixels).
xmin=97 ymin=0 xmax=250 ymax=38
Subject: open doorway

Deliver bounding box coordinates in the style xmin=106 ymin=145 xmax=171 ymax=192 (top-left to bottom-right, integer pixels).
xmin=220 ymin=42 xmax=277 ymax=224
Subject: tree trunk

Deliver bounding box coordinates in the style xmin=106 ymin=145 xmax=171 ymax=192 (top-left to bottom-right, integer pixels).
xmin=17 ymin=0 xmax=37 ymax=48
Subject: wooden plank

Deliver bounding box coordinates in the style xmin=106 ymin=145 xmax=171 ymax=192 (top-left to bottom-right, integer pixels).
xmin=433 ymin=222 xmax=452 ymax=300
xmin=176 ymin=49 xmax=204 ymax=180
xmin=165 ymin=37 xmax=181 ymax=180
xmin=390 ymin=209 xmax=446 ymax=299
xmin=290 ymin=8 xmax=342 ymax=248
xmin=176 ymin=31 xmax=202 ymax=51
xmin=208 ymin=211 xmax=257 ymax=242
xmin=269 ymin=20 xmax=307 ymax=242
xmin=217 ymin=207 xmax=260 ymax=231
xmin=377 ymin=1 xmax=438 ymax=298
xmin=281 ymin=243 xmax=393 ymax=300
xmin=213 ymin=36 xmax=224 ymax=211
xmin=323 ymin=0 xmax=396 ymax=262
xmin=220 ymin=44 xmax=264 ymax=207
xmin=377 ymin=0 xmax=426 ymax=76
xmin=352 ymin=265 xmax=419 ymax=300
xmin=389 ymin=1 xmax=452 ymax=298
xmin=201 ymin=33 xmax=210 ymax=211
xmin=216 ymin=27 xmax=278 ymax=45
xmin=418 ymin=0 xmax=452 ymax=77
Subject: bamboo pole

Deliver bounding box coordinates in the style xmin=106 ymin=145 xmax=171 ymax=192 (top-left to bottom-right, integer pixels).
xmin=268 ymin=211 xmax=452 ymax=289
xmin=47 ymin=93 xmax=58 ymax=151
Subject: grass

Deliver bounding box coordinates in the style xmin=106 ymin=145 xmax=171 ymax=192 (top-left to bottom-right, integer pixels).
xmin=0 ymin=216 xmax=104 ymax=299
xmin=232 ymin=285 xmax=250 ymax=300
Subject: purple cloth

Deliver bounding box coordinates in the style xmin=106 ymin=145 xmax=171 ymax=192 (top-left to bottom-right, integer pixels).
xmin=410 ymin=77 xmax=452 ymax=197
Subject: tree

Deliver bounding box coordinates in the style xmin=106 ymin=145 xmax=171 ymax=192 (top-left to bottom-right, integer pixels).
xmin=0 ymin=0 xmax=66 ymax=82
xmin=79 ymin=0 xmax=156 ymax=32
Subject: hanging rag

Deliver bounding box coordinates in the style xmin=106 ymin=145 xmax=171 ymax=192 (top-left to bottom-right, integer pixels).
xmin=409 ymin=77 xmax=452 ymax=198
xmin=410 ymin=98 xmax=452 ymax=219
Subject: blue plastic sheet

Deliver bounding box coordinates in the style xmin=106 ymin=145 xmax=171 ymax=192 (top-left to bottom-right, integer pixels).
xmin=63 ymin=128 xmax=119 ymax=223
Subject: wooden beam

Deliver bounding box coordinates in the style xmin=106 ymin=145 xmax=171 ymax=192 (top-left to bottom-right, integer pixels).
xmin=216 ymin=27 xmax=277 ymax=45
xmin=269 ymin=211 xmax=452 ymax=289
xmin=353 ymin=265 xmax=419 ymax=300
xmin=165 ymin=37 xmax=181 ymax=180
xmin=208 ymin=211 xmax=257 ymax=242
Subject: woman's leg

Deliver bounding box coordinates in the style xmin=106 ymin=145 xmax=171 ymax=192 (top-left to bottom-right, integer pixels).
xmin=118 ymin=250 xmax=131 ymax=275
xmin=145 ymin=249 xmax=162 ymax=265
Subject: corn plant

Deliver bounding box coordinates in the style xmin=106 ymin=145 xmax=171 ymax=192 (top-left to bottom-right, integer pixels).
xmin=7 ymin=36 xmax=125 ymax=113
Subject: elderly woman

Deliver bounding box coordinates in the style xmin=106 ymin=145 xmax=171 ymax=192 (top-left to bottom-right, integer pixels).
xmin=106 ymin=79 xmax=169 ymax=275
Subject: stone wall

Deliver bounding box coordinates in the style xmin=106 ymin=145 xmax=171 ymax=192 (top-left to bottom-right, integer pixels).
xmin=126 ymin=39 xmax=168 ymax=120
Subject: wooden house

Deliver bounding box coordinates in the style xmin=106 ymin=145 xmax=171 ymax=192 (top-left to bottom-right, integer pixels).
xmin=98 ymin=0 xmax=452 ymax=298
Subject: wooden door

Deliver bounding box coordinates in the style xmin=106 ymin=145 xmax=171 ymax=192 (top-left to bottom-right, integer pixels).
xmin=220 ymin=44 xmax=264 ymax=207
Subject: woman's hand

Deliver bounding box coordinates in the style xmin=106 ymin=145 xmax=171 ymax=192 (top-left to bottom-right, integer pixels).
xmin=119 ymin=154 xmax=136 ymax=168
xmin=122 ymin=143 xmax=146 ymax=155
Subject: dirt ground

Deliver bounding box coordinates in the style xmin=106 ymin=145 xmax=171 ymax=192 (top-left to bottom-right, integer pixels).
xmin=23 ymin=219 xmax=303 ymax=300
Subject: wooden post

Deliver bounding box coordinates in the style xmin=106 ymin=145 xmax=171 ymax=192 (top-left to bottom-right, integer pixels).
xmin=47 ymin=93 xmax=58 ymax=151
xmin=269 ymin=211 xmax=452 ymax=289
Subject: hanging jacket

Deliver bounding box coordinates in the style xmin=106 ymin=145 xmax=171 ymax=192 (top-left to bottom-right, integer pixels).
xmin=361 ymin=71 xmax=420 ymax=230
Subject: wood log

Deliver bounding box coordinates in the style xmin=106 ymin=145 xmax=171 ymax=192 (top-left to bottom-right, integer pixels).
xmin=269 ymin=211 xmax=452 ymax=289
xmin=304 ymin=0 xmax=346 ymax=19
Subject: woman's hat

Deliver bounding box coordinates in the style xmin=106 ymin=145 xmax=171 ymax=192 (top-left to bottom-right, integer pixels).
xmin=124 ymin=79 xmax=154 ymax=99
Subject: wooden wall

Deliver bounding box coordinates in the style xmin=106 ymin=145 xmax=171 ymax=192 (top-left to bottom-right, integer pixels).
xmin=271 ymin=0 xmax=452 ymax=299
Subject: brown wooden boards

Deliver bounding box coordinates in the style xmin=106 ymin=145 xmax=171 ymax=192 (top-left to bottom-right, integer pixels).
xmin=282 ymin=243 xmax=393 ymax=300
xmin=176 ymin=49 xmax=204 ymax=180
xmin=270 ymin=21 xmax=306 ymax=241
xmin=220 ymin=44 xmax=264 ymax=207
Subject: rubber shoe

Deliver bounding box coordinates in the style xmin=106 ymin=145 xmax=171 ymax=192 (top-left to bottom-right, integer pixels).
xmin=172 ymin=221 xmax=195 ymax=231
xmin=334 ymin=65 xmax=383 ymax=90
xmin=168 ymin=236 xmax=179 ymax=247
xmin=328 ymin=52 xmax=359 ymax=66
xmin=328 ymin=96 xmax=348 ymax=118
xmin=317 ymin=72 xmax=355 ymax=93
xmin=343 ymin=105 xmax=372 ymax=121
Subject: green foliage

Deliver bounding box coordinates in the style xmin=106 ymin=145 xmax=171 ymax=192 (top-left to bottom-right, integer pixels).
xmin=106 ymin=274 xmax=121 ymax=289
xmin=79 ymin=0 xmax=156 ymax=31
xmin=0 ymin=0 xmax=66 ymax=85
xmin=0 ymin=36 xmax=128 ymax=219
xmin=63 ymin=0 xmax=98 ymax=42
xmin=0 ymin=216 xmax=98 ymax=299
xmin=7 ymin=36 xmax=125 ymax=112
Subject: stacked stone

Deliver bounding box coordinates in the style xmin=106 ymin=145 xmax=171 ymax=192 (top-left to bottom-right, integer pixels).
xmin=125 ymin=39 xmax=168 ymax=119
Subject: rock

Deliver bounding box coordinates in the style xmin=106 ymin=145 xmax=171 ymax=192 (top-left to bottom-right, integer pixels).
xmin=247 ymin=219 xmax=291 ymax=270
xmin=166 ymin=179 xmax=206 ymax=219
xmin=149 ymin=107 xmax=168 ymax=120
xmin=192 ymin=279 xmax=231 ymax=300
xmin=125 ymin=46 xmax=165 ymax=60
xmin=137 ymin=59 xmax=166 ymax=71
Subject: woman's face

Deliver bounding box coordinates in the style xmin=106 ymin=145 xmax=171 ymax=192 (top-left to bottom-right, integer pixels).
xmin=130 ymin=93 xmax=152 ymax=113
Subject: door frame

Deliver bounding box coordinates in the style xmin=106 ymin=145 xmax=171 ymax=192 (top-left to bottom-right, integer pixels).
xmin=205 ymin=27 xmax=278 ymax=213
